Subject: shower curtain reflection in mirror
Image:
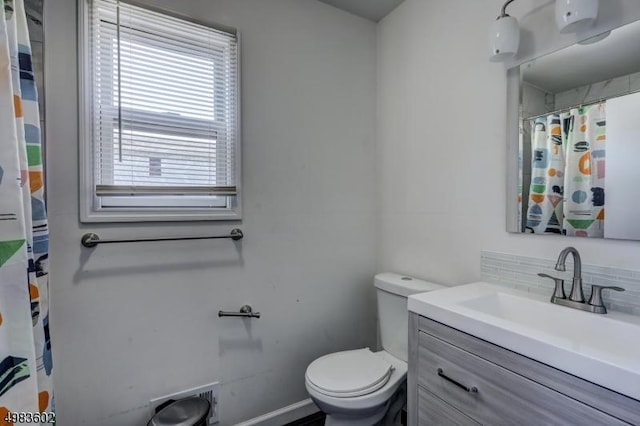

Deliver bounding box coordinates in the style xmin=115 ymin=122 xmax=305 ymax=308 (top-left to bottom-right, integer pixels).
xmin=524 ymin=103 xmax=606 ymax=237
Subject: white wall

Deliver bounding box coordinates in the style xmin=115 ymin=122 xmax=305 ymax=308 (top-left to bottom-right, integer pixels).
xmin=45 ymin=1 xmax=376 ymax=424
xmin=376 ymin=0 xmax=640 ymax=286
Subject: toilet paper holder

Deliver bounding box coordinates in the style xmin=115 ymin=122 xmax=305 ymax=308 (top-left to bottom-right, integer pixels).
xmin=218 ymin=305 xmax=261 ymax=319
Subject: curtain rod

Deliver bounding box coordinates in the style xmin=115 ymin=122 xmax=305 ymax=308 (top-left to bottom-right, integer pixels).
xmin=522 ymin=87 xmax=640 ymax=121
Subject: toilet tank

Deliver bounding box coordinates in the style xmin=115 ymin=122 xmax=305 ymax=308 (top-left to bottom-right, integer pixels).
xmin=374 ymin=273 xmax=444 ymax=362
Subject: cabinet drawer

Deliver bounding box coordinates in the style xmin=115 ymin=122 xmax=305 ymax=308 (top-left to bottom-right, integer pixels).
xmin=418 ymin=331 xmax=628 ymax=425
xmin=418 ymin=386 xmax=480 ymax=426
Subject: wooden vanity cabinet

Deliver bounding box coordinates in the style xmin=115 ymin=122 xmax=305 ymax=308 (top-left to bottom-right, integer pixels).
xmin=408 ymin=313 xmax=640 ymax=426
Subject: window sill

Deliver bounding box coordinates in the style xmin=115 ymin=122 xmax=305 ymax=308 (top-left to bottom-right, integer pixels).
xmin=79 ymin=208 xmax=242 ymax=223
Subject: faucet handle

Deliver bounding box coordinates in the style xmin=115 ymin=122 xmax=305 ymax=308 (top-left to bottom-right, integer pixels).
xmin=588 ymin=285 xmax=625 ymax=310
xmin=538 ymin=273 xmax=566 ymax=301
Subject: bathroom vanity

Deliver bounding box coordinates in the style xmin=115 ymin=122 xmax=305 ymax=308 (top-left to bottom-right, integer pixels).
xmin=406 ymin=283 xmax=640 ymax=425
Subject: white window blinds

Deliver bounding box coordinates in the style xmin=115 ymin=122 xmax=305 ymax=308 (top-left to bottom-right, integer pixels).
xmin=88 ymin=0 xmax=239 ymax=210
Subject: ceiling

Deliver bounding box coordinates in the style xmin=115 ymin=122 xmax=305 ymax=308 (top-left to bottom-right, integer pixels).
xmin=318 ymin=0 xmax=404 ymax=22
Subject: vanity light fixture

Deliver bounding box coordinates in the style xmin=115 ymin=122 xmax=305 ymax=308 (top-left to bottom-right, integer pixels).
xmin=555 ymin=0 xmax=599 ymax=34
xmin=489 ymin=0 xmax=520 ymax=62
xmin=489 ymin=0 xmax=599 ymax=62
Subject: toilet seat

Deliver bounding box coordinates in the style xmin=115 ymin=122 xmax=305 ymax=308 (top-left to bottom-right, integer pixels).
xmin=305 ymin=348 xmax=393 ymax=398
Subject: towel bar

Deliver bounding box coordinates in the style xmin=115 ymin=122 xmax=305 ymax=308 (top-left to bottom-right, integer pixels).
xmin=81 ymin=228 xmax=243 ymax=248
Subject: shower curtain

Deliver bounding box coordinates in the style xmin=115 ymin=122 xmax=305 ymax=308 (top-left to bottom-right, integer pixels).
xmin=562 ymin=104 xmax=606 ymax=237
xmin=0 ymin=0 xmax=53 ymax=420
xmin=525 ymin=103 xmax=606 ymax=237
xmin=525 ymin=114 xmax=566 ymax=234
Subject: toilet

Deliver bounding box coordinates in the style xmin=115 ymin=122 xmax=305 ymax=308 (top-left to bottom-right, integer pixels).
xmin=305 ymin=273 xmax=444 ymax=425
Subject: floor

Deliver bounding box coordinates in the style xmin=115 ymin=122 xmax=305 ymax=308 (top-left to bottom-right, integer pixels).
xmin=284 ymin=411 xmax=326 ymax=426
xmin=284 ymin=409 xmax=407 ymax=425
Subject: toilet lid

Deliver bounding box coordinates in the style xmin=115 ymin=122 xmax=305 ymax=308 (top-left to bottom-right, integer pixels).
xmin=305 ymin=348 xmax=393 ymax=397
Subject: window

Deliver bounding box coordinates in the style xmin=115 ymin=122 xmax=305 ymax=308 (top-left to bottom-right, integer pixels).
xmin=80 ymin=0 xmax=240 ymax=221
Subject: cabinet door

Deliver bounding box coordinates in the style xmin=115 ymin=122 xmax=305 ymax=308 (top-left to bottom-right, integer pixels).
xmin=418 ymin=331 xmax=629 ymax=426
xmin=418 ymin=387 xmax=480 ymax=426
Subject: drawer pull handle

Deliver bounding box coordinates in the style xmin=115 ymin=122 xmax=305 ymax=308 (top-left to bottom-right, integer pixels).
xmin=437 ymin=368 xmax=478 ymax=394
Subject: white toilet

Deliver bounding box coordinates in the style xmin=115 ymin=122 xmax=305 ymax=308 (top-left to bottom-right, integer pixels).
xmin=305 ymin=273 xmax=444 ymax=425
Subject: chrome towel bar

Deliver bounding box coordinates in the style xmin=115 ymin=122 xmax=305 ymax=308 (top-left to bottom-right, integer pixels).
xmin=218 ymin=305 xmax=260 ymax=319
xmin=81 ymin=228 xmax=243 ymax=248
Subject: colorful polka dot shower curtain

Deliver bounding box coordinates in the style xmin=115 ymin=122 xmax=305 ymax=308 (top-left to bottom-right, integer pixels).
xmin=0 ymin=0 xmax=54 ymax=423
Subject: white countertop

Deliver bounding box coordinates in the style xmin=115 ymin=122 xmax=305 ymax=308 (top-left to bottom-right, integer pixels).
xmin=408 ymin=282 xmax=640 ymax=401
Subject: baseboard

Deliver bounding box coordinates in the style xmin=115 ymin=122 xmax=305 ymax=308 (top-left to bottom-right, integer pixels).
xmin=234 ymin=398 xmax=319 ymax=426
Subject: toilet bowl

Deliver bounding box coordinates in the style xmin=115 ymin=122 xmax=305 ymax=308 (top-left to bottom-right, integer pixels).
xmin=305 ymin=273 xmax=444 ymax=425
xmin=306 ymin=349 xmax=406 ymax=425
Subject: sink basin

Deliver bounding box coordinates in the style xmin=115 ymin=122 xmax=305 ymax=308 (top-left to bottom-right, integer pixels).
xmin=408 ymin=282 xmax=640 ymax=400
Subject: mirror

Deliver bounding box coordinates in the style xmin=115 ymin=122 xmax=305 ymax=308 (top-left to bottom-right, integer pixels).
xmin=509 ymin=19 xmax=640 ymax=240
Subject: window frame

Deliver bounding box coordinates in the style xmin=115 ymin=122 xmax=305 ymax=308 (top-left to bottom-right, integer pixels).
xmin=78 ymin=0 xmax=242 ymax=222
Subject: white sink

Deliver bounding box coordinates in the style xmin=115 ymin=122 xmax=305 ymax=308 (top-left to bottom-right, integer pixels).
xmin=408 ymin=282 xmax=640 ymax=401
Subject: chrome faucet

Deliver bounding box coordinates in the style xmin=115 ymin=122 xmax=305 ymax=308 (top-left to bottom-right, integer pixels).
xmin=538 ymin=247 xmax=625 ymax=314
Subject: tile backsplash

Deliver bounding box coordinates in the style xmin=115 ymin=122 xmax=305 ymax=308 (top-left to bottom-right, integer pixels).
xmin=481 ymin=251 xmax=640 ymax=316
